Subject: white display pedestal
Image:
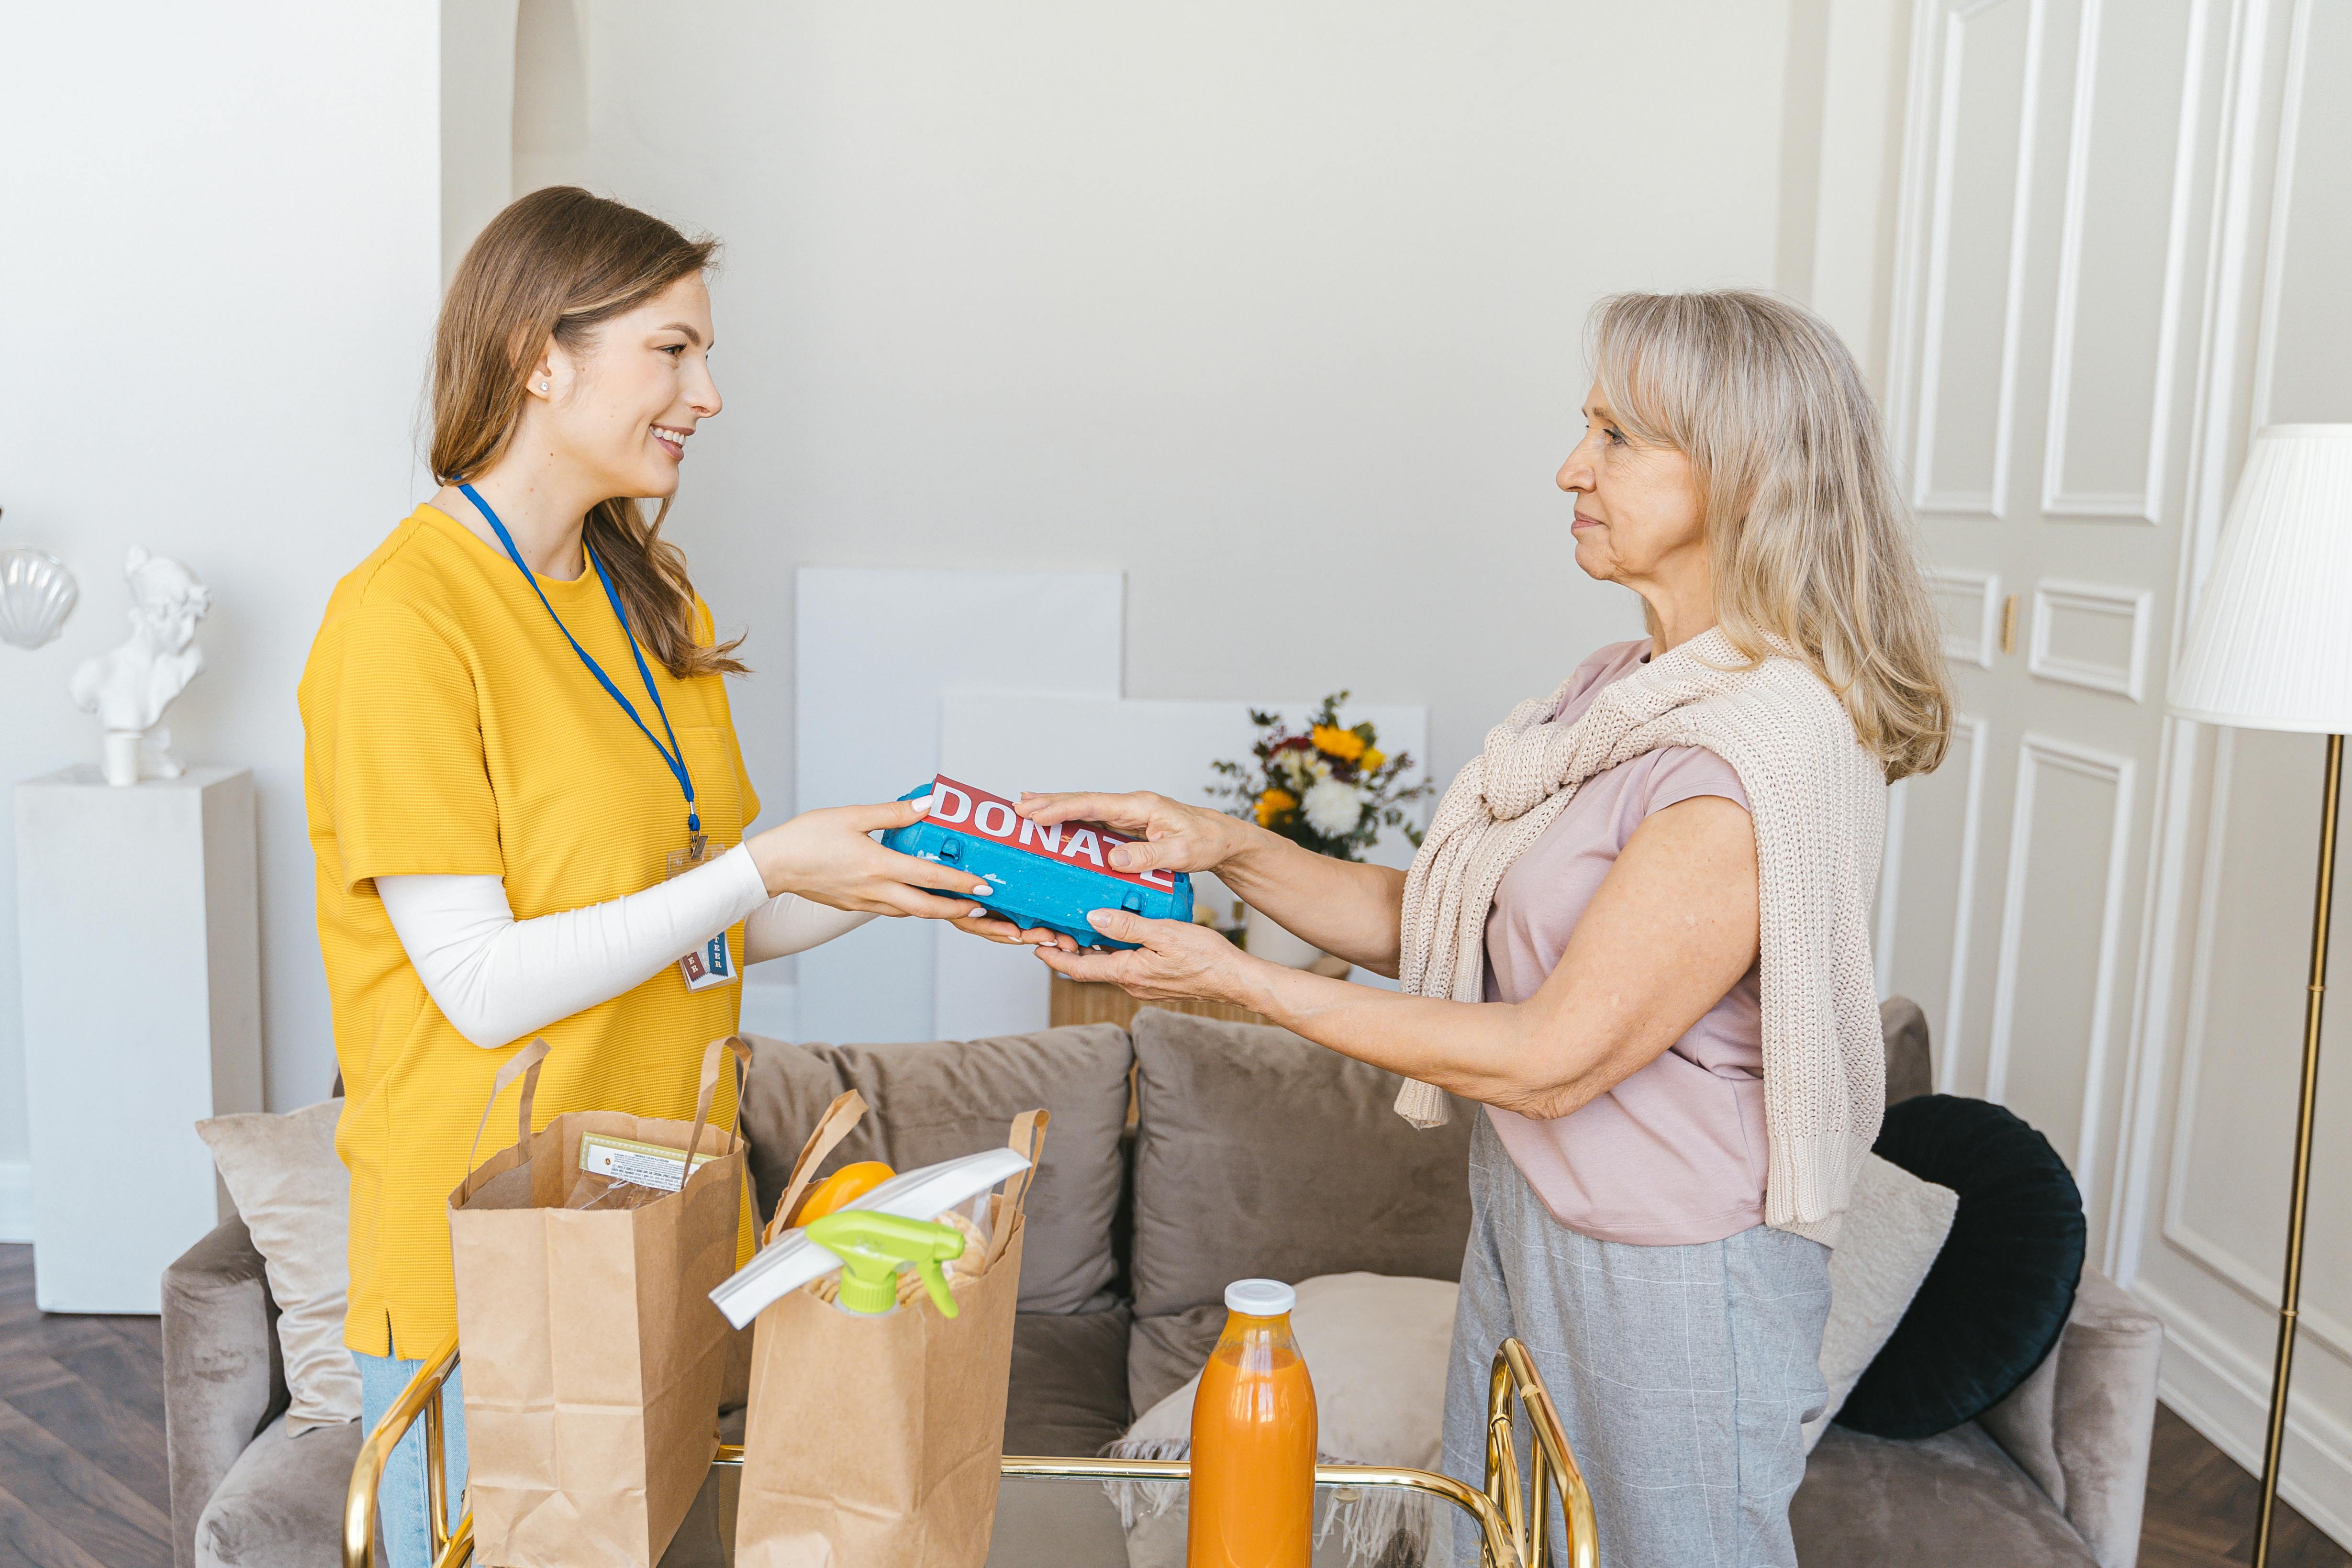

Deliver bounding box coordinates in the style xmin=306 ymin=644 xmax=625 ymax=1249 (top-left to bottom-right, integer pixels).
xmin=15 ymin=766 xmax=263 ymax=1312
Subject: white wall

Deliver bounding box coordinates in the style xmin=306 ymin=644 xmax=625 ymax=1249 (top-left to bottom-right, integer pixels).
xmin=0 ymin=2 xmax=444 ymax=1214
xmin=443 ymin=0 xmax=522 ymax=288
xmin=2113 ymin=0 xmax=2352 ymax=1541
xmin=560 ymin=0 xmax=1832 ymax=861
xmin=1860 ymin=0 xmax=2347 ymax=1538
xmin=0 ymin=1 xmax=1908 ymax=1227
xmin=1799 ymin=0 xmax=1915 ymax=392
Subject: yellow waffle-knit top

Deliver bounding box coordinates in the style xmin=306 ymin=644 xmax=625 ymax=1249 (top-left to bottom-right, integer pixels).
xmin=301 ymin=502 xmax=757 ymax=1358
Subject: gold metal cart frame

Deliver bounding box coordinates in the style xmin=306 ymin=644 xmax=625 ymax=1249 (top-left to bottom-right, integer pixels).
xmin=345 ymin=1332 xmax=1595 ymax=1568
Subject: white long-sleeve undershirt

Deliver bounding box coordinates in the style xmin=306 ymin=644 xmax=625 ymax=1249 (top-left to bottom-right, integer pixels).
xmin=376 ymin=844 xmax=876 ymax=1049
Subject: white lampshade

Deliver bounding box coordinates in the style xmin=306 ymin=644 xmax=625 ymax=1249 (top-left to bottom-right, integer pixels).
xmin=2169 ymin=424 xmax=2352 ymax=733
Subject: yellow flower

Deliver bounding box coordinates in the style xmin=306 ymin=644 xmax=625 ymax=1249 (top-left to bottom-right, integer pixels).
xmin=1312 ymin=724 xmax=1366 ymax=762
xmin=1256 ymin=787 xmax=1297 ymax=826
xmin=1360 ymin=747 xmax=1385 ymax=773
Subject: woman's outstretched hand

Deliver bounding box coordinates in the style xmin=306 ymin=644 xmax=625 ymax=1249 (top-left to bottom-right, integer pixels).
xmin=1015 ymin=790 xmax=1250 ymax=879
xmin=949 ymin=912 xmax=1079 ymax=950
xmin=747 ymin=795 xmax=1073 ymax=949
xmin=1034 ymin=909 xmax=1259 ymax=1004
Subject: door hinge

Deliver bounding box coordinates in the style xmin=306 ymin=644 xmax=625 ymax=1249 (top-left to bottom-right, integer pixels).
xmin=2000 ymin=594 xmax=2018 ymax=656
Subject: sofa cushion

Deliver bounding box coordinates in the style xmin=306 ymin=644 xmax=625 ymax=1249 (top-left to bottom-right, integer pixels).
xmin=739 ymin=1026 xmax=1132 ymax=1313
xmin=1842 ymin=1095 xmax=2086 ymax=1439
xmin=193 ymin=1412 xmax=360 ymax=1568
xmin=1005 ymin=1306 xmax=1133 ymax=1456
xmin=1121 ymin=1275 xmax=1454 ymax=1469
xmin=1791 ymin=1422 xmax=2097 ymax=1567
xmin=194 ymin=1099 xmax=359 ymax=1434
xmin=1127 ymin=1010 xmax=1474 ymax=1319
xmin=1128 ymin=1304 xmax=1227 ymax=1419
xmin=1805 ymin=1152 xmax=1957 ymax=1450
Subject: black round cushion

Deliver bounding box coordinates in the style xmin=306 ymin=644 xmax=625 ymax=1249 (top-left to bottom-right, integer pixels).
xmin=1836 ymin=1094 xmax=2086 ymax=1439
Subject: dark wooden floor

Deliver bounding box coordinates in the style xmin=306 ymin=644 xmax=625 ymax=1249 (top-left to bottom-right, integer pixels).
xmin=0 ymin=1242 xmax=2344 ymax=1567
xmin=0 ymin=1246 xmax=173 ymax=1568
xmin=2139 ymin=1401 xmax=2350 ymax=1568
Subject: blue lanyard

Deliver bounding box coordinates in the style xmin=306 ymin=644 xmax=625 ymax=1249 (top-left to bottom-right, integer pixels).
xmin=460 ymin=483 xmax=700 ymax=838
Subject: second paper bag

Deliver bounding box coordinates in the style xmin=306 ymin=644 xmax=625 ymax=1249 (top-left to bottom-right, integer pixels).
xmin=733 ymin=1100 xmax=1045 ymax=1567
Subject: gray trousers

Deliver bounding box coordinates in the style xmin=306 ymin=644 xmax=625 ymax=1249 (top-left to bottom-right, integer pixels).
xmin=1442 ymin=1114 xmax=1831 ymax=1568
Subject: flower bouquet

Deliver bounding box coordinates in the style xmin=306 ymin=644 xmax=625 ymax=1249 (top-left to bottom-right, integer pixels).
xmin=1207 ymin=693 xmax=1432 ymax=862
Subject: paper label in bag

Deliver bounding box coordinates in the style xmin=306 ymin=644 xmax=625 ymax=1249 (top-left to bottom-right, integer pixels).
xmin=580 ymin=1133 xmax=721 ymax=1193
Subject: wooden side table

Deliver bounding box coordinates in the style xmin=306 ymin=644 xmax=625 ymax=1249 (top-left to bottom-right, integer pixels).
xmin=1047 ymin=953 xmax=1350 ymax=1032
xmin=1047 ymin=975 xmax=1270 ymax=1030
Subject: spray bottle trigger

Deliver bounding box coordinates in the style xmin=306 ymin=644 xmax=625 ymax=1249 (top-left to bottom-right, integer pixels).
xmin=804 ymin=1210 xmax=968 ymax=1317
xmin=914 ymin=1255 xmax=959 ymax=1319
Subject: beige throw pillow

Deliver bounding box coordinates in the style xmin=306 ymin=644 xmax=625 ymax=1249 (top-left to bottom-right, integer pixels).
xmin=1806 ymin=1150 xmax=1960 ymax=1450
xmin=195 ymin=1098 xmax=360 ymax=1434
xmin=1109 ymin=1272 xmax=1456 ymax=1567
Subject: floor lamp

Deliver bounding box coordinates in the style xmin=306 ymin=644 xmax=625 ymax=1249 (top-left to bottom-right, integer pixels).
xmin=2168 ymin=422 xmax=2352 ymax=1568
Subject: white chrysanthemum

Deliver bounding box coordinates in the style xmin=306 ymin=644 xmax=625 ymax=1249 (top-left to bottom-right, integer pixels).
xmin=1302 ymin=778 xmax=1363 ymax=839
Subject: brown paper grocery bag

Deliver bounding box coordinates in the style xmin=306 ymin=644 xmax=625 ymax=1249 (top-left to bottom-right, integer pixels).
xmin=734 ymin=1107 xmax=1048 ymax=1568
xmin=449 ymin=1035 xmax=751 ymax=1568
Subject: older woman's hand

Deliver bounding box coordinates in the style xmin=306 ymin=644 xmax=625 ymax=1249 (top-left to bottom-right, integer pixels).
xmin=1034 ymin=908 xmax=1260 ymax=1005
xmin=1016 ymin=790 xmax=1251 ymax=879
xmin=950 ymin=912 xmax=1078 ymax=952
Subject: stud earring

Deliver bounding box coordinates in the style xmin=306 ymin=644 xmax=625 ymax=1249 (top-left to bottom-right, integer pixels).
xmin=538 ymin=380 xmax=550 ymax=393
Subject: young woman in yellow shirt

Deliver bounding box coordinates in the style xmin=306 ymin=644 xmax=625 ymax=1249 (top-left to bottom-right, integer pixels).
xmin=299 ymin=187 xmax=1062 ymax=1568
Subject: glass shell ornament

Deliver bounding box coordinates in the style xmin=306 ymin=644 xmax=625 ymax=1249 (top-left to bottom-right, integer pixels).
xmin=0 ymin=541 xmax=79 ymax=649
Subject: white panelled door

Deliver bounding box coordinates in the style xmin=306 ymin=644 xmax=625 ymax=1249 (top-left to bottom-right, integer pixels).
xmin=1875 ymin=0 xmax=2221 ymax=1259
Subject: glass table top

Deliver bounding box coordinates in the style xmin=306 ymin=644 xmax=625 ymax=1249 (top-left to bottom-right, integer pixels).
xmin=627 ymin=1463 xmax=1466 ymax=1567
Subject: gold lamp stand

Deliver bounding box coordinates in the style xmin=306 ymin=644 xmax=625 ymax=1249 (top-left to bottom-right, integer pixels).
xmin=2252 ymin=732 xmax=2340 ymax=1568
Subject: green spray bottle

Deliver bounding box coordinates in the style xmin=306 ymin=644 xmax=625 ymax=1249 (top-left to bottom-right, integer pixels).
xmin=804 ymin=1211 xmax=967 ymax=1318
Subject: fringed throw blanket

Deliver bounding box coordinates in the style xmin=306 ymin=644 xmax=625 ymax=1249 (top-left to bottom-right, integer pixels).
xmin=1392 ymin=629 xmax=1889 ymax=1245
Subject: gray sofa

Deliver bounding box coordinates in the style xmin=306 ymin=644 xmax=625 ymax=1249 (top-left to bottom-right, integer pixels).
xmin=164 ymin=1001 xmax=2161 ymax=1567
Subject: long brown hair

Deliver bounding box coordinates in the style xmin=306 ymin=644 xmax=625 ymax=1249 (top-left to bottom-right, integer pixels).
xmin=1589 ymin=290 xmax=1951 ymax=780
xmin=431 ymin=186 xmax=745 ymax=679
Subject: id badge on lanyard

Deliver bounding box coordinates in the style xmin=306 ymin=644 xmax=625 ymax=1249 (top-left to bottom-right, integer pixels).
xmin=666 ymin=837 xmax=738 ymax=992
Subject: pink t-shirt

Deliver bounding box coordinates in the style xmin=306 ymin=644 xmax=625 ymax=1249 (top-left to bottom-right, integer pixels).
xmin=1481 ymin=639 xmax=1767 ymax=1246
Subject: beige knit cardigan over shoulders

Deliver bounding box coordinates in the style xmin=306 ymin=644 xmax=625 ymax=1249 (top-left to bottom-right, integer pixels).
xmin=1393 ymin=628 xmax=1889 ymax=1246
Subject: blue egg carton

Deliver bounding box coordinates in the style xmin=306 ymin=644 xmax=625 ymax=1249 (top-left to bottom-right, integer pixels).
xmin=880 ymin=776 xmax=1193 ymax=949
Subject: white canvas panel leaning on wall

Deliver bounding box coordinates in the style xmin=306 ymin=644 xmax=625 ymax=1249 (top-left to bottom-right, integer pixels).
xmin=933 ymin=692 xmax=1425 ymax=1040
xmin=792 ymin=568 xmax=1124 ymax=1045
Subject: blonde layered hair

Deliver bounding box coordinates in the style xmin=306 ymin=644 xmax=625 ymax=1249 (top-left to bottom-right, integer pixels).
xmin=1590 ymin=290 xmax=1951 ymax=780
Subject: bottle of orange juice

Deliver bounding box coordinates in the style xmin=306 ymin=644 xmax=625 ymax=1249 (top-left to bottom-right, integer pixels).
xmin=1188 ymin=1279 xmax=1316 ymax=1568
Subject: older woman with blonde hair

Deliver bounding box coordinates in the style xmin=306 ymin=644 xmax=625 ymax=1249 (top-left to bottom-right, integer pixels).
xmin=1025 ymin=289 xmax=1950 ymax=1566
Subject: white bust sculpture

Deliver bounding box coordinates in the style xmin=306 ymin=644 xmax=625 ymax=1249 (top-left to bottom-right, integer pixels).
xmin=69 ymin=548 xmax=211 ymax=786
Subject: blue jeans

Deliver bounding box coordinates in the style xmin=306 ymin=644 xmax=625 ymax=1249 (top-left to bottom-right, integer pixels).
xmin=355 ymin=1351 xmax=468 ymax=1568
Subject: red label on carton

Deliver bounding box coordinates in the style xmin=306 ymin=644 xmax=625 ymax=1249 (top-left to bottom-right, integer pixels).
xmin=923 ymin=775 xmax=1176 ymax=890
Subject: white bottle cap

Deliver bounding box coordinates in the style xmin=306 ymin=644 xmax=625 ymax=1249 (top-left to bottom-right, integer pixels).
xmin=1225 ymin=1278 xmax=1295 ymax=1316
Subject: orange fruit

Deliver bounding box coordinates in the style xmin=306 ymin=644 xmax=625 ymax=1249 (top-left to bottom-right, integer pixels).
xmin=790 ymin=1160 xmax=896 ymax=1226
